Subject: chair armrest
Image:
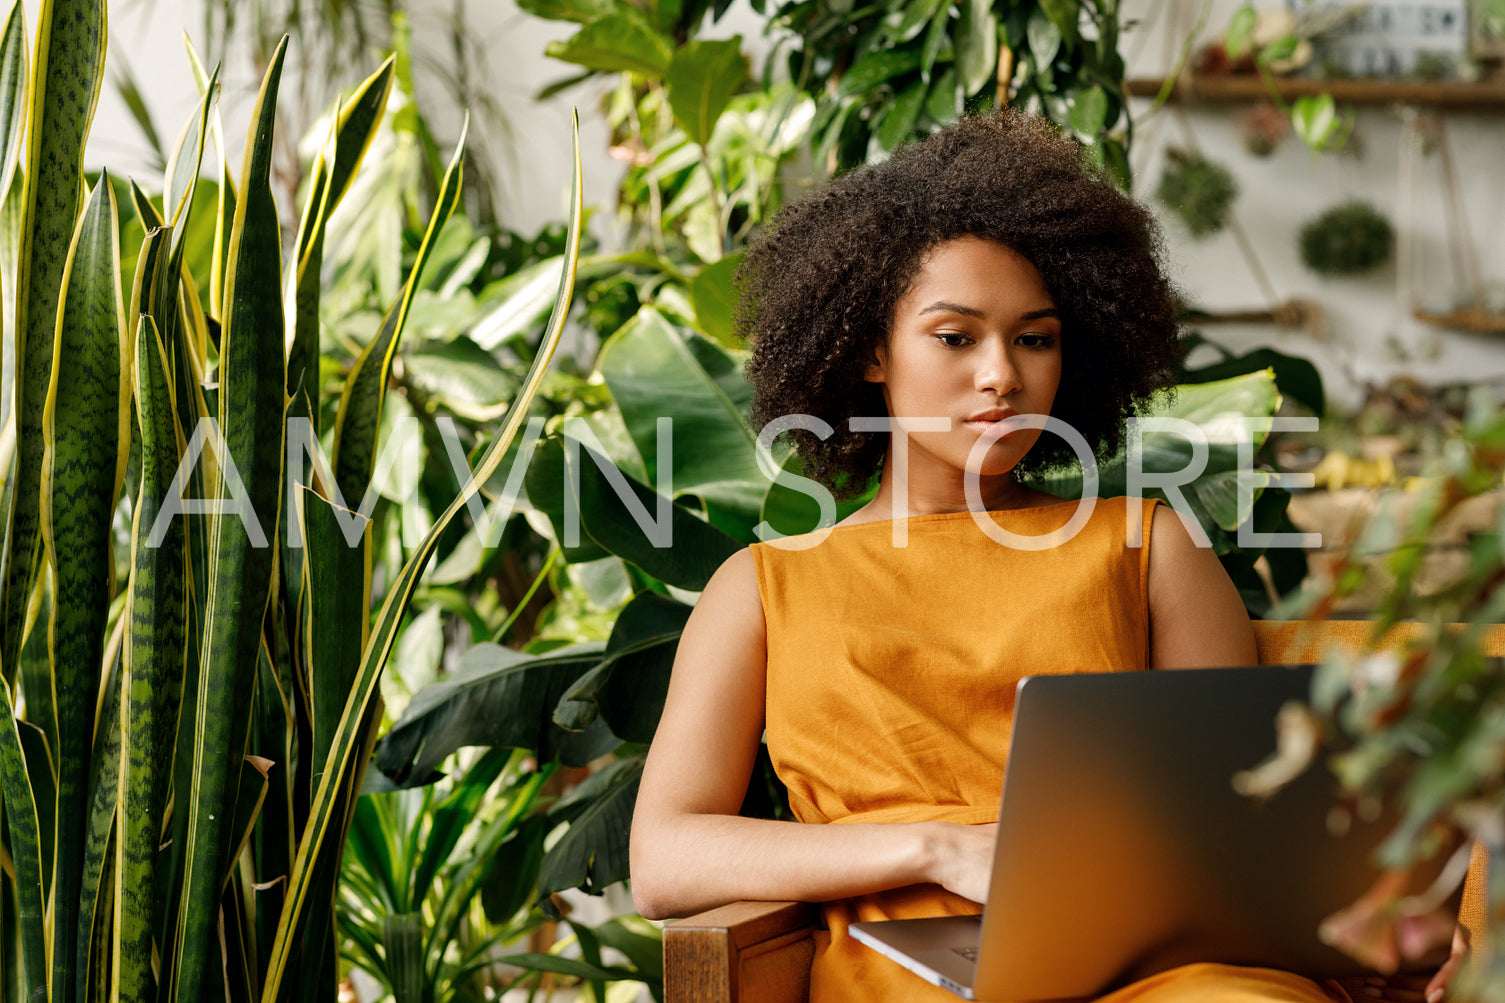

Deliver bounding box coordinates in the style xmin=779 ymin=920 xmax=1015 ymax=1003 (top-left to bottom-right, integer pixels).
xmin=664 ymin=900 xmax=820 ymax=1003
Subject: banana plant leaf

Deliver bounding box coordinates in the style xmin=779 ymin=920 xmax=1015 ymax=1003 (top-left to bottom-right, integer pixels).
xmin=1027 ymin=370 xmax=1282 ymax=544
xmin=525 ymin=434 xmax=742 ymax=591
xmin=554 ymin=590 xmax=690 ymax=743
xmin=598 ymin=306 xmax=767 ymax=522
xmin=372 ymin=642 xmax=616 ymax=787
xmin=536 ymin=755 xmax=642 ymax=897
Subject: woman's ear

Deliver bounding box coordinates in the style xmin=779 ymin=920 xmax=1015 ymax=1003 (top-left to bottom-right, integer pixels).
xmin=863 ymin=346 xmax=887 ymax=384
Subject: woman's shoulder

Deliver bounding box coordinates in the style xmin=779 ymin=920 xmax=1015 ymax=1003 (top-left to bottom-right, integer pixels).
xmin=698 ymin=547 xmax=764 ymax=623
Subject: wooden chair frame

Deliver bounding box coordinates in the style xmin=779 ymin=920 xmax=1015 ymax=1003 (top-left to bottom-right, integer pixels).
xmin=662 ymin=620 xmax=1504 ymax=1003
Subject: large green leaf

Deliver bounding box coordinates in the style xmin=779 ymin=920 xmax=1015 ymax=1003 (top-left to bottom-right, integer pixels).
xmin=518 ymin=0 xmax=619 ymax=23
xmin=116 ymin=317 xmax=189 ymax=1001
xmin=537 ymin=756 xmax=642 ymax=897
xmin=687 ymin=253 xmax=741 ymax=349
xmin=545 ymin=10 xmax=673 ymax=76
xmin=173 ymin=37 xmax=289 ymax=1001
xmin=598 ymin=307 xmax=766 ymax=522
xmin=954 ymin=0 xmax=999 ymax=95
xmin=665 ymin=38 xmax=747 ymax=147
xmin=261 ymin=113 xmax=586 ymax=1003
xmin=331 ymin=119 xmax=466 ymax=506
xmin=40 ymin=171 xmax=124 ymax=1001
xmin=532 ymin=433 xmax=743 ymax=591
xmin=372 ymin=643 xmax=614 ymax=786
xmin=875 ymin=77 xmax=926 ymax=151
xmin=554 ymin=591 xmax=689 ymax=742
xmin=836 ymin=49 xmax=923 ymax=97
xmin=1031 ymin=370 xmax=1282 ymax=540
xmin=2 ymin=0 xmax=106 ymax=696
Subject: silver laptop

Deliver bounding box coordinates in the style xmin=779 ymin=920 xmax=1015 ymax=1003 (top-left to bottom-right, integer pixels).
xmin=850 ymin=665 xmax=1460 ymax=1000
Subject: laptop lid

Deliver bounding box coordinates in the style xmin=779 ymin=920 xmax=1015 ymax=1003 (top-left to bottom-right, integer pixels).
xmin=968 ymin=664 xmax=1457 ymax=1001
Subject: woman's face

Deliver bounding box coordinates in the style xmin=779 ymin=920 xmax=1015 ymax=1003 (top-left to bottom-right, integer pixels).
xmin=864 ymin=236 xmax=1063 ymax=480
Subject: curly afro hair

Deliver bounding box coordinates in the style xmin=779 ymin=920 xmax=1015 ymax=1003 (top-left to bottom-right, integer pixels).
xmin=739 ymin=110 xmax=1183 ymax=499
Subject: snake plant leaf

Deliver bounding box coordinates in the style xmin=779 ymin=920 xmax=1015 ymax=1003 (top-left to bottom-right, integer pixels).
xmin=331 ymin=117 xmax=468 ymax=507
xmin=127 ymin=218 xmax=171 ymax=374
xmin=299 ymin=483 xmax=371 ymax=789
xmin=75 ymin=654 xmax=121 ymax=990
xmin=287 ymin=56 xmax=394 ymax=408
xmin=0 ymin=0 xmax=27 ymax=209
xmin=116 ymin=316 xmax=189 ymax=1002
xmin=262 ymin=111 xmax=584 ymax=1002
xmin=163 ymin=62 xmax=217 ymax=247
xmin=172 ymin=36 xmax=289 ymax=1002
xmin=184 ymin=32 xmax=240 ymax=327
xmin=0 ymin=674 xmax=46 ymax=993
xmin=40 ymin=169 xmax=124 ymax=1001
xmin=2 ymin=0 xmax=107 ymax=690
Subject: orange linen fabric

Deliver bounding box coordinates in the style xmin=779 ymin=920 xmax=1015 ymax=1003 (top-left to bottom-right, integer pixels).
xmin=751 ymin=497 xmax=1349 ymax=1003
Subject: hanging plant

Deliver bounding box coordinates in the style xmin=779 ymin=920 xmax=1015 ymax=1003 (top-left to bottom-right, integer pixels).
xmin=1299 ymin=200 xmax=1394 ymax=276
xmin=1240 ymin=103 xmax=1289 ymax=157
xmin=1155 ymin=147 xmax=1238 ymax=239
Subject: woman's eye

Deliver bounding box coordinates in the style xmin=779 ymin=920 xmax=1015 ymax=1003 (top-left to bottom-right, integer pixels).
xmin=1017 ymin=333 xmax=1057 ymax=349
xmin=936 ymin=333 xmax=970 ymax=347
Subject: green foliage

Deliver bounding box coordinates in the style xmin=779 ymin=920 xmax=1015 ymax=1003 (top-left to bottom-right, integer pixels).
xmin=340 ymin=749 xmax=660 ymax=1002
xmin=1268 ymin=391 xmax=1505 ymax=1001
xmin=1155 ymin=147 xmax=1239 ymax=240
xmin=1299 ymin=199 xmax=1394 ymax=276
xmin=347 ymin=0 xmax=1326 ymax=926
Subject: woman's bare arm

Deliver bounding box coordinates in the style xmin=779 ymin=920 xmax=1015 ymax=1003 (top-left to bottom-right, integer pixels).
xmin=630 ymin=548 xmax=992 ymax=920
xmin=1146 ymin=505 xmax=1258 ymax=669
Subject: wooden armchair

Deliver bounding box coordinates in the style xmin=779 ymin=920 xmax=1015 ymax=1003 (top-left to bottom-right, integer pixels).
xmin=662 ymin=619 xmax=1505 ymax=1003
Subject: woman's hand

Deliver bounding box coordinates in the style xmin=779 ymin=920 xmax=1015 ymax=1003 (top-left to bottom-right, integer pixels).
xmin=1336 ymin=923 xmax=1470 ymax=1002
xmin=921 ymin=822 xmax=997 ymax=904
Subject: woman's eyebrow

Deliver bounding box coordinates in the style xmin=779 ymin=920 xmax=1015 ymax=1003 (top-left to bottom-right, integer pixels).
xmin=917 ymin=301 xmax=1061 ymax=321
xmin=918 ymin=300 xmax=984 ymax=317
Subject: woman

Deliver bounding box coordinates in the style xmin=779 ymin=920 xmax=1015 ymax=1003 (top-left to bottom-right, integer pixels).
xmin=629 ymin=111 xmax=1464 ymax=1003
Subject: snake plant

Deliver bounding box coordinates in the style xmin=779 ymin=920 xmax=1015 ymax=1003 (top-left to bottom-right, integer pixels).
xmin=0 ymin=2 xmax=583 ymax=999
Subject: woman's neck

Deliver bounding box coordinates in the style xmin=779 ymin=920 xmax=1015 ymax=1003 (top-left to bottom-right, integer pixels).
xmin=844 ymin=455 xmax=1048 ymax=524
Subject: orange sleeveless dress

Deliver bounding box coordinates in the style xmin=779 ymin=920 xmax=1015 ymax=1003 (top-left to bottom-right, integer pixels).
xmin=751 ymin=497 xmax=1351 ymax=1003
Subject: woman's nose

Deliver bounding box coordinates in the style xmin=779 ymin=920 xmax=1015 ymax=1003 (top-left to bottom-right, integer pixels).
xmin=974 ymin=343 xmax=1022 ymax=396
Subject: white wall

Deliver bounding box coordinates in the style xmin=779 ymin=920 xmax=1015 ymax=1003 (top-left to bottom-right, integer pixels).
xmin=1119 ymin=0 xmax=1505 ymax=407
xmin=93 ymin=0 xmax=1505 ymax=410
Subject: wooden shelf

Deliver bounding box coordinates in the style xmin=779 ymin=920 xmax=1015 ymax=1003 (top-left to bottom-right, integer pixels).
xmin=1126 ymin=74 xmax=1505 ymax=109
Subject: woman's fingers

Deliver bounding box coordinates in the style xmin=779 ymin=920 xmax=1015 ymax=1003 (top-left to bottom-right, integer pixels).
xmin=1422 ymin=924 xmax=1471 ymax=1002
